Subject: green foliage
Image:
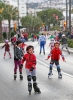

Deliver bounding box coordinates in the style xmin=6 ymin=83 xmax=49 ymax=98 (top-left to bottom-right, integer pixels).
xmin=21 ymin=15 xmax=43 ymax=32
xmin=0 ymin=2 xmax=18 ymax=39
xmin=68 ymin=39 xmax=73 ymax=48
xmin=3 ymin=32 xmax=7 ymax=39
xmin=11 ymin=31 xmax=15 ymax=37
xmin=50 ymin=25 xmax=61 ymax=31
xmin=37 ymin=8 xmax=63 ymax=26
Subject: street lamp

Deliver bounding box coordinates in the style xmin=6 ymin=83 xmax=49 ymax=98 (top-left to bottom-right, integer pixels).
xmin=69 ymin=0 xmax=71 ymax=35
xmin=18 ymin=0 xmax=20 ymax=32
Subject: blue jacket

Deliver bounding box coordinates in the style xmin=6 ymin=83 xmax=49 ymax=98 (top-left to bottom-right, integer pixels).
xmin=39 ymin=35 xmax=46 ymax=45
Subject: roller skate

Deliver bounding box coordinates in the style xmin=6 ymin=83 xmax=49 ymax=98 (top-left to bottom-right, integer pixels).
xmin=20 ymin=74 xmax=23 ymax=80
xmin=48 ymin=71 xmax=53 ymax=78
xmin=33 ymin=83 xmax=41 ymax=94
xmin=14 ymin=74 xmax=17 ymax=80
xmin=58 ymin=72 xmax=62 ymax=79
xmin=28 ymin=83 xmax=32 ymax=95
xmin=43 ymin=51 xmax=45 ymax=55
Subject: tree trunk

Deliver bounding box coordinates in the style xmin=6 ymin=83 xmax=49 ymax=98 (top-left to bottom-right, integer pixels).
xmin=0 ymin=21 xmax=2 ymax=41
xmin=8 ymin=20 xmax=11 ymax=39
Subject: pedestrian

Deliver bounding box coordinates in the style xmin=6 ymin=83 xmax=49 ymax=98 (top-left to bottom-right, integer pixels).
xmin=46 ymin=41 xmax=65 ymax=78
xmin=39 ymin=33 xmax=46 ymax=55
xmin=61 ymin=34 xmax=70 ymax=54
xmin=14 ymin=40 xmax=23 ymax=80
xmin=49 ymin=38 xmax=55 ymax=50
xmin=2 ymin=40 xmax=11 ymax=59
xmin=21 ymin=45 xmax=41 ymax=95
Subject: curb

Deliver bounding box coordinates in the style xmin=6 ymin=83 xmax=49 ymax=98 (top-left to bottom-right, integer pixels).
xmin=62 ymin=49 xmax=73 ymax=54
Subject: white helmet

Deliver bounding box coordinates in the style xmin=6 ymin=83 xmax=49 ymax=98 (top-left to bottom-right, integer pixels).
xmin=51 ymin=38 xmax=54 ymax=41
xmin=62 ymin=34 xmax=65 ymax=37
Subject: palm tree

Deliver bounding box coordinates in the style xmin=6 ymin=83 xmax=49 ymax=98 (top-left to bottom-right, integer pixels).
xmin=21 ymin=15 xmax=42 ymax=33
xmin=4 ymin=5 xmax=18 ymax=38
xmin=0 ymin=2 xmax=5 ymax=40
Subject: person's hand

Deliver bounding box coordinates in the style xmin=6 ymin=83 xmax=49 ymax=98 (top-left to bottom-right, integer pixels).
xmin=30 ymin=67 xmax=34 ymax=71
xmin=45 ymin=58 xmax=48 ymax=60
xmin=62 ymin=57 xmax=66 ymax=62
xmin=20 ymin=64 xmax=23 ymax=69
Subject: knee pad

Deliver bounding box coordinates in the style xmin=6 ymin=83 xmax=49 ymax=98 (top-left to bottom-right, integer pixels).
xmin=50 ymin=64 xmax=53 ymax=70
xmin=27 ymin=75 xmax=31 ymax=81
xmin=32 ymin=76 xmax=36 ymax=81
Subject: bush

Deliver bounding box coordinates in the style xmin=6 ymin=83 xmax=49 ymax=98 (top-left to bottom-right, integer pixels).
xmin=68 ymin=39 xmax=73 ymax=48
xmin=11 ymin=32 xmax=15 ymax=37
xmin=3 ymin=32 xmax=7 ymax=39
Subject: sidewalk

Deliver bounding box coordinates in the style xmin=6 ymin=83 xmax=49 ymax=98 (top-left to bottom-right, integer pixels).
xmin=60 ymin=45 xmax=73 ymax=54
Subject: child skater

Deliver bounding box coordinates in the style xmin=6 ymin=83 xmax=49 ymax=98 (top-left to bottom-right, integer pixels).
xmin=49 ymin=38 xmax=55 ymax=50
xmin=46 ymin=41 xmax=66 ymax=78
xmin=2 ymin=40 xmax=11 ymax=58
xmin=21 ymin=45 xmax=41 ymax=95
xmin=14 ymin=40 xmax=23 ymax=80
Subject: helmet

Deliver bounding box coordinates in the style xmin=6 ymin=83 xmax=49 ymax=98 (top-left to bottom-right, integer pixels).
xmin=51 ymin=38 xmax=54 ymax=41
xmin=5 ymin=40 xmax=8 ymax=43
xmin=54 ymin=41 xmax=60 ymax=45
xmin=62 ymin=34 xmax=65 ymax=37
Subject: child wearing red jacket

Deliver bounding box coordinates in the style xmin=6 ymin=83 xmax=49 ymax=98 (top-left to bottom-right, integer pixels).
xmin=46 ymin=41 xmax=65 ymax=78
xmin=2 ymin=40 xmax=11 ymax=58
xmin=21 ymin=45 xmax=41 ymax=95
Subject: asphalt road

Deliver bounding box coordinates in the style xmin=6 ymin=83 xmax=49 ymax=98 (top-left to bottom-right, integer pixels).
xmin=0 ymin=40 xmax=73 ymax=100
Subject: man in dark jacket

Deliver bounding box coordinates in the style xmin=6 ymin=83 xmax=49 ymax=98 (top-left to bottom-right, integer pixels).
xmin=61 ymin=34 xmax=70 ymax=54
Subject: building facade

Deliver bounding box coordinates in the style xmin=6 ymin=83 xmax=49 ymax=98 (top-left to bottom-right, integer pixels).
xmin=12 ymin=0 xmax=26 ymax=17
xmin=3 ymin=0 xmax=26 ymax=17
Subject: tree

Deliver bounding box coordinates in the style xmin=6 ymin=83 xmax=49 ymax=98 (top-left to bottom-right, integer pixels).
xmin=37 ymin=8 xmax=63 ymax=26
xmin=0 ymin=2 xmax=5 ymax=40
xmin=3 ymin=5 xmax=18 ymax=38
xmin=21 ymin=15 xmax=42 ymax=33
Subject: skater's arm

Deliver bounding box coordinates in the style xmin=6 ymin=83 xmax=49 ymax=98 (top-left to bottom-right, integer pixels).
xmin=2 ymin=44 xmax=5 ymax=48
xmin=60 ymin=50 xmax=65 ymax=61
xmin=32 ymin=55 xmax=36 ymax=67
xmin=22 ymin=55 xmax=26 ymax=64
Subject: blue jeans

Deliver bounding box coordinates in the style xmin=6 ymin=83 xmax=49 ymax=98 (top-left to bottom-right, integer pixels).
xmin=40 ymin=42 xmax=45 ymax=53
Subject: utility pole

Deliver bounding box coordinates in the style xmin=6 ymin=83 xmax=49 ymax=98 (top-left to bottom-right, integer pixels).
xmin=18 ymin=0 xmax=20 ymax=32
xmin=69 ymin=0 xmax=71 ymax=35
xmin=66 ymin=0 xmax=68 ymax=30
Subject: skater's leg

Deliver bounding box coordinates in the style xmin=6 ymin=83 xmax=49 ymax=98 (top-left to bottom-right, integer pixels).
xmin=18 ymin=60 xmax=23 ymax=80
xmin=26 ymin=69 xmax=32 ymax=93
xmin=57 ymin=65 xmax=62 ymax=78
xmin=14 ymin=60 xmax=18 ymax=79
xmin=40 ymin=43 xmax=42 ymax=54
xmin=32 ymin=69 xmax=41 ymax=93
xmin=62 ymin=44 xmax=64 ymax=50
xmin=14 ymin=60 xmax=18 ymax=74
xmin=4 ymin=51 xmax=6 ymax=58
xmin=48 ymin=60 xmax=54 ymax=76
xmin=65 ymin=44 xmax=70 ymax=54
xmin=42 ymin=44 xmax=45 ymax=54
xmin=8 ymin=51 xmax=12 ymax=58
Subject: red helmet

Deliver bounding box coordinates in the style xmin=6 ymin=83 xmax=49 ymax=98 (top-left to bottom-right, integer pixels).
xmin=54 ymin=41 xmax=60 ymax=45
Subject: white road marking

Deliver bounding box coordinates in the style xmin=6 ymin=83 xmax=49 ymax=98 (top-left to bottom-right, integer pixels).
xmin=37 ymin=59 xmax=73 ymax=78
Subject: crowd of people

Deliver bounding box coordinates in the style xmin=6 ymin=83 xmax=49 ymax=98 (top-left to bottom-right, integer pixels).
xmin=1 ymin=30 xmax=70 ymax=95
